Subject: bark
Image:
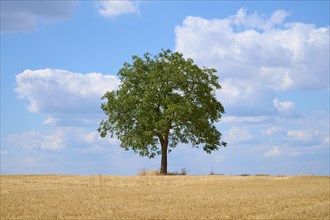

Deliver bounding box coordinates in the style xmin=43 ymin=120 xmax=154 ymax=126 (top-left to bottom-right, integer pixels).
xmin=159 ymin=131 xmax=169 ymax=174
xmin=160 ymin=141 xmax=168 ymax=174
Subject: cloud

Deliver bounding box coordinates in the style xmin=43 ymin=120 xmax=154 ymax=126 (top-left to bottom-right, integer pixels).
xmin=261 ymin=111 xmax=329 ymax=155
xmin=218 ymin=79 xmax=275 ymax=116
xmin=263 ymin=147 xmax=281 ymax=157
xmin=7 ymin=130 xmax=64 ymax=151
xmin=3 ymin=127 xmax=152 ymax=175
xmin=227 ymin=127 xmax=253 ymax=144
xmin=222 ymin=116 xmax=268 ymax=124
xmin=7 ymin=128 xmax=119 ymax=151
xmin=0 ymin=1 xmax=78 ymax=33
xmin=4 ymin=112 xmax=328 ymax=175
xmin=175 ymin=8 xmax=329 ymax=119
xmin=264 ymin=126 xmax=286 ymax=137
xmin=232 ymin=8 xmax=289 ymax=30
xmin=95 ymin=0 xmax=140 ymax=18
xmin=287 ymin=130 xmax=322 ymax=146
xmin=273 ymin=98 xmax=296 ymax=116
xmin=175 ymin=9 xmax=329 ymax=91
xmin=15 ymin=68 xmax=120 ymax=126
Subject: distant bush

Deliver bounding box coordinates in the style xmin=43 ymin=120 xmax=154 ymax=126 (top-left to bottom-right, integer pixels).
xmin=276 ymin=174 xmax=288 ymax=177
xmin=255 ymin=174 xmax=271 ymax=177
xmin=209 ymin=171 xmax=224 ymax=176
xmin=139 ymin=168 xmax=187 ymax=176
xmin=138 ymin=169 xmax=160 ymax=176
xmin=167 ymin=168 xmax=187 ymax=176
xmin=239 ymin=174 xmax=251 ymax=176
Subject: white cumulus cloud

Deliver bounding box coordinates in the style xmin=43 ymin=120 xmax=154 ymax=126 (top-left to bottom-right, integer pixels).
xmin=175 ymin=8 xmax=329 ymax=118
xmin=15 ymin=68 xmax=120 ymax=126
xmin=232 ymin=8 xmax=289 ymax=30
xmin=95 ymin=0 xmax=140 ymax=18
xmin=175 ymin=9 xmax=329 ymax=91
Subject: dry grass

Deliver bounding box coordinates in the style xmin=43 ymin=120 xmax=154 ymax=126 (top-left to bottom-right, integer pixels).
xmin=138 ymin=169 xmax=160 ymax=176
xmin=1 ymin=175 xmax=329 ymax=219
xmin=139 ymin=168 xmax=187 ymax=176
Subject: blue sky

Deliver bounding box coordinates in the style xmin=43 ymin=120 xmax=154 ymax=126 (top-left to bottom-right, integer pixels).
xmin=1 ymin=0 xmax=329 ymax=176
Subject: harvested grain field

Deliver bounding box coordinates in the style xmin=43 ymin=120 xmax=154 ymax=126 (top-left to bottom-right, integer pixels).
xmin=1 ymin=175 xmax=329 ymax=219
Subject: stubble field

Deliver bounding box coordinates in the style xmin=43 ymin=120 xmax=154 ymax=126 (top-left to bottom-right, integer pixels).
xmin=0 ymin=175 xmax=329 ymax=219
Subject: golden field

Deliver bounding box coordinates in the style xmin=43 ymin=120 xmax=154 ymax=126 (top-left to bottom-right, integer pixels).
xmin=1 ymin=175 xmax=329 ymax=219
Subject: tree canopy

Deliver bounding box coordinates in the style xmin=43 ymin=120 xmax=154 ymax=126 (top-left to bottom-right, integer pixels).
xmin=98 ymin=49 xmax=227 ymax=174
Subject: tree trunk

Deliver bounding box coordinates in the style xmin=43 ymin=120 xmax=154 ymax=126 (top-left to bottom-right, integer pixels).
xmin=160 ymin=142 xmax=167 ymax=174
xmin=159 ymin=133 xmax=169 ymax=174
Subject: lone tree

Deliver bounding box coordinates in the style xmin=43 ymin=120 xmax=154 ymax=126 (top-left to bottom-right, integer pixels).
xmin=98 ymin=49 xmax=227 ymax=174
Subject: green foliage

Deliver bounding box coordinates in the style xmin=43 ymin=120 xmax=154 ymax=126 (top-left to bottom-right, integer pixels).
xmin=98 ymin=49 xmax=227 ymax=159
